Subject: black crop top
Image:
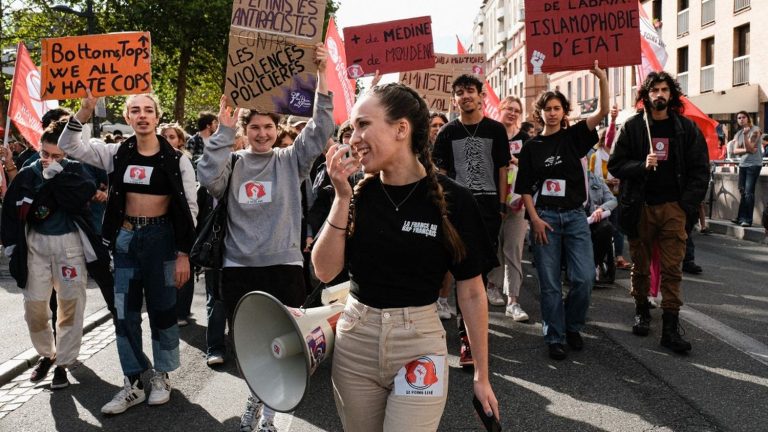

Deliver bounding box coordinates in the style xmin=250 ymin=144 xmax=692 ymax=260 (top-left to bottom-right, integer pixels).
xmin=121 ymin=151 xmax=173 ymax=196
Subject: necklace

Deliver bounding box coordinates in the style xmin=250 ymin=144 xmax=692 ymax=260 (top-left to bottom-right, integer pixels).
xmin=380 ymin=178 xmax=422 ymax=212
xmin=460 ymin=119 xmax=482 ymax=146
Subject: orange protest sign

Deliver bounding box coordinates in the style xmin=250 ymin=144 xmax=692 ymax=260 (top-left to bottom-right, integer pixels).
xmin=41 ymin=32 xmax=152 ymax=100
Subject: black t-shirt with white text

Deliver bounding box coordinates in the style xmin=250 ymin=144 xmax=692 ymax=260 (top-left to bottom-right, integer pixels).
xmin=645 ymin=118 xmax=680 ymax=204
xmin=515 ymin=120 xmax=598 ymax=209
xmin=433 ymin=117 xmax=511 ymax=197
xmin=346 ymin=175 xmax=495 ymax=309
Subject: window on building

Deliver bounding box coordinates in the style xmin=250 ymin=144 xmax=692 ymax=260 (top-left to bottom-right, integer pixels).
xmin=577 ymin=77 xmax=582 ymax=101
xmin=702 ymin=37 xmax=715 ymax=66
xmin=653 ymin=0 xmax=662 ymax=21
xmin=678 ymin=0 xmax=689 ymax=10
xmin=567 ymin=81 xmax=572 ymax=101
xmin=734 ymin=24 xmax=750 ymax=57
xmin=678 ymin=46 xmax=689 ymax=72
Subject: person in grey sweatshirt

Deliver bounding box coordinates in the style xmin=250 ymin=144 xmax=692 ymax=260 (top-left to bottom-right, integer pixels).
xmin=196 ymin=42 xmax=332 ymax=432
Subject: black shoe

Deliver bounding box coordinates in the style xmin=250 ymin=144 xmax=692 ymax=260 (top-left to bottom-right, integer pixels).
xmin=51 ymin=366 xmax=69 ymax=389
xmin=30 ymin=357 xmax=55 ymax=382
xmin=731 ymin=218 xmax=742 ymax=225
xmin=548 ymin=343 xmax=567 ymax=360
xmin=682 ymin=261 xmax=703 ymax=274
xmin=565 ymin=331 xmax=584 ymax=351
xmin=632 ymin=302 xmax=651 ymax=336
xmin=660 ymin=311 xmax=692 ymax=353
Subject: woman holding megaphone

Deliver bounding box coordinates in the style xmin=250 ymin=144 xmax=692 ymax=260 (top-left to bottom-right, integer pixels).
xmin=312 ymin=83 xmax=500 ymax=431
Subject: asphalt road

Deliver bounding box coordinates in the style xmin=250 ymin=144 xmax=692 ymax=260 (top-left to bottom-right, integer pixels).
xmin=0 ymin=229 xmax=765 ymax=431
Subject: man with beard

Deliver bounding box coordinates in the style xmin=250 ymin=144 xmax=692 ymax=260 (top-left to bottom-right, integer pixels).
xmin=608 ymin=71 xmax=709 ymax=354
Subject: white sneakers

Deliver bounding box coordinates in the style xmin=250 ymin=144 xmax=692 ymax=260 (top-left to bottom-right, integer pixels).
xmin=505 ymin=303 xmax=529 ymax=322
xmin=436 ymin=298 xmax=452 ymax=320
xmin=240 ymin=395 xmax=264 ymax=432
xmin=101 ymin=376 xmax=147 ymax=415
xmin=101 ymin=370 xmax=170 ymax=415
xmin=148 ymin=371 xmax=171 ymax=405
xmin=486 ymin=284 xmax=506 ymax=306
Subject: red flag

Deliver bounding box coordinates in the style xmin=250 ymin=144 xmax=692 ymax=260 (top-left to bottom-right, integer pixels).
xmin=325 ymin=19 xmax=356 ymax=125
xmin=456 ymin=36 xmax=500 ymax=121
xmin=8 ymin=43 xmax=57 ymax=150
xmin=637 ymin=2 xmax=719 ymax=159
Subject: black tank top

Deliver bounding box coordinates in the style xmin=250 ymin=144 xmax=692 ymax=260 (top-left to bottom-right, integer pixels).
xmin=121 ymin=151 xmax=173 ymax=196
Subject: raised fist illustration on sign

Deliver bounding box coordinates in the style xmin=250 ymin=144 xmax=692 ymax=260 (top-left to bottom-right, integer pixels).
xmin=531 ymin=50 xmax=546 ymax=74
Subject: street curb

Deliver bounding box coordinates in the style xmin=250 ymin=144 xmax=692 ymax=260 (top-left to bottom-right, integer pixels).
xmin=0 ymin=307 xmax=112 ymax=387
xmin=706 ymin=219 xmax=767 ymax=244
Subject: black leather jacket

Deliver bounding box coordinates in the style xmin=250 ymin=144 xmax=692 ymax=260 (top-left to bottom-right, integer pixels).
xmin=608 ymin=110 xmax=710 ymax=237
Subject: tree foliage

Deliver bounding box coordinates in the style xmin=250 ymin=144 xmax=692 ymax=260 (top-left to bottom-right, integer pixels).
xmin=2 ymin=0 xmax=341 ymax=132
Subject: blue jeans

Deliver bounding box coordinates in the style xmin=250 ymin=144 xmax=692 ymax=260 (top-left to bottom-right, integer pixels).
xmin=533 ymin=208 xmax=595 ymax=345
xmin=737 ymin=165 xmax=761 ymax=224
xmin=113 ymin=222 xmax=179 ymax=375
xmin=204 ymin=269 xmax=227 ymax=356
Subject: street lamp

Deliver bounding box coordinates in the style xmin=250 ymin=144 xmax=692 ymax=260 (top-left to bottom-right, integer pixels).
xmin=51 ymin=0 xmax=99 ymax=135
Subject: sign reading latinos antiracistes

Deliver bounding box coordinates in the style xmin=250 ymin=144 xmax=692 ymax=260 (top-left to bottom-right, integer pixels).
xmin=225 ymin=0 xmax=326 ymax=116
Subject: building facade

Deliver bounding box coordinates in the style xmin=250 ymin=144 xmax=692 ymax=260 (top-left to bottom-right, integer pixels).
xmin=471 ymin=0 xmax=547 ymax=120
xmin=652 ymin=0 xmax=765 ymax=131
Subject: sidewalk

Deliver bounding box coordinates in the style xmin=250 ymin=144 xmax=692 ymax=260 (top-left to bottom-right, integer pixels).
xmin=705 ymin=218 xmax=766 ymax=244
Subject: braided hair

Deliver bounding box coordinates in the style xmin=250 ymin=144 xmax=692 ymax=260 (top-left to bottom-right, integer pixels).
xmin=347 ymin=83 xmax=466 ymax=262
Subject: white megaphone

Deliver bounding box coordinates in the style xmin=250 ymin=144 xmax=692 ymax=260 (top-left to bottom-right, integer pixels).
xmin=232 ymin=284 xmax=348 ymax=412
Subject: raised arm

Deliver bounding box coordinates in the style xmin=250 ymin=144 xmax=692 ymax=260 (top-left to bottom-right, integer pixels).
xmin=586 ymin=61 xmax=609 ymax=131
xmin=58 ymin=91 xmax=120 ymax=172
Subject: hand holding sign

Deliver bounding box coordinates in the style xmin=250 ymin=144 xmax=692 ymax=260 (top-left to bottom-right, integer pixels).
xmin=217 ymin=95 xmax=242 ymax=131
xmin=74 ymin=89 xmax=99 ymax=125
xmin=314 ymin=42 xmax=328 ymax=73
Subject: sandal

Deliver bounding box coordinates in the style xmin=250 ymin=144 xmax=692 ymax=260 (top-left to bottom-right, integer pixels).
xmin=615 ymin=257 xmax=631 ymax=270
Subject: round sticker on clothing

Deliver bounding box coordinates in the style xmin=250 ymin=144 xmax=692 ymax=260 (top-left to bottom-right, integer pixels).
xmin=541 ymin=179 xmax=566 ymax=197
xmin=393 ymin=355 xmax=445 ymax=396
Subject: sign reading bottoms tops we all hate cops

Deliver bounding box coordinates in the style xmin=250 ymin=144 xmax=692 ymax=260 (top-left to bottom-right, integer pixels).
xmin=524 ymin=0 xmax=640 ymax=74
xmin=225 ymin=0 xmax=326 ymax=116
xmin=399 ymin=53 xmax=485 ymax=113
xmin=343 ymin=16 xmax=435 ymax=79
xmin=40 ymin=32 xmax=151 ymax=100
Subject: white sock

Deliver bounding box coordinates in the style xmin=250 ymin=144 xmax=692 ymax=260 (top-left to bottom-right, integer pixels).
xmin=438 ymin=296 xmax=448 ymax=304
xmin=261 ymin=405 xmax=276 ymax=421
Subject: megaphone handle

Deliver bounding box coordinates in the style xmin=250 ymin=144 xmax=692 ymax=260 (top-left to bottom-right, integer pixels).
xmin=302 ymin=280 xmax=326 ymax=309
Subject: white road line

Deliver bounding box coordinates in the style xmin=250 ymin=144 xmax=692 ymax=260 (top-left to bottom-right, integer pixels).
xmin=680 ymin=306 xmax=768 ymax=367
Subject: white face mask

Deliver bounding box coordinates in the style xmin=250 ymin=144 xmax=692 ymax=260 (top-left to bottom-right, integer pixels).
xmin=42 ymin=161 xmax=64 ymax=180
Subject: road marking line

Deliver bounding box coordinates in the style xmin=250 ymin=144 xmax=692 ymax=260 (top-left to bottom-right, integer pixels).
xmin=680 ymin=306 xmax=768 ymax=367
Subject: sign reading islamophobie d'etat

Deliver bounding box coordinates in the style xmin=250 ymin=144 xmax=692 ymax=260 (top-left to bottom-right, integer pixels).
xmin=342 ymin=16 xmax=435 ymax=79
xmin=225 ymin=0 xmax=326 ymax=116
xmin=524 ymin=0 xmax=640 ymax=74
xmin=399 ymin=53 xmax=485 ymax=113
xmin=40 ymin=32 xmax=152 ymax=100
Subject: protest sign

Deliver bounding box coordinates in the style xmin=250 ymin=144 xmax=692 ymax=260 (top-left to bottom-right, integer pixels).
xmin=225 ymin=0 xmax=326 ymax=115
xmin=399 ymin=53 xmax=484 ymax=113
xmin=524 ymin=0 xmax=640 ymax=74
xmin=41 ymin=32 xmax=151 ymax=100
xmin=325 ymin=18 xmax=356 ymax=125
xmin=343 ymin=16 xmax=434 ymax=79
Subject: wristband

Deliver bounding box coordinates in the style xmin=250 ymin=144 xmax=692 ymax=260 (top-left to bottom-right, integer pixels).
xmin=326 ymin=220 xmax=347 ymax=231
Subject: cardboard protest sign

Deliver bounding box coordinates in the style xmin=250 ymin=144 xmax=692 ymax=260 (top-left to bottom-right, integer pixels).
xmin=41 ymin=32 xmax=151 ymax=100
xmin=225 ymin=0 xmax=326 ymax=115
xmin=399 ymin=53 xmax=484 ymax=113
xmin=524 ymin=0 xmax=640 ymax=74
xmin=343 ymin=16 xmax=435 ymax=79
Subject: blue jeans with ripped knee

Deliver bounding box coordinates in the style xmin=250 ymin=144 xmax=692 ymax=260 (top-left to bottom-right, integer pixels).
xmin=113 ymin=222 xmax=180 ymax=375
